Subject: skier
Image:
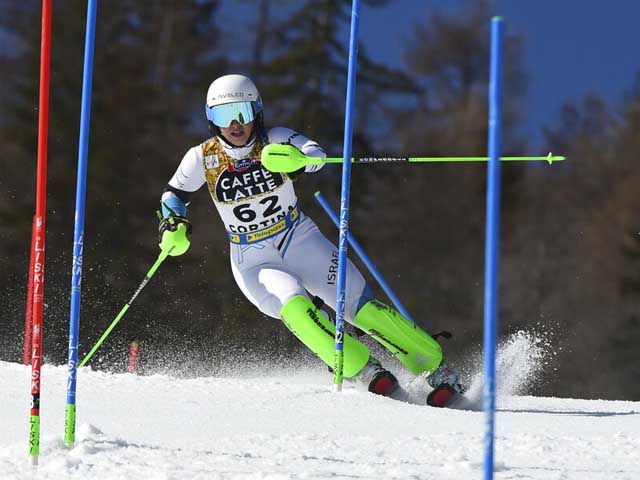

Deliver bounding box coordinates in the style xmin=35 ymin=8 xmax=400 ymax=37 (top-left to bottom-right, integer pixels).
xmin=158 ymin=74 xmax=464 ymax=407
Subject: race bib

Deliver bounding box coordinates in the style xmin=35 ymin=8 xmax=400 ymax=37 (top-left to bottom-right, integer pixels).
xmin=201 ymin=139 xmax=299 ymax=238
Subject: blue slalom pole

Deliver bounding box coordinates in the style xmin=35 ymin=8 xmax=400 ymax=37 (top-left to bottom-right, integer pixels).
xmin=314 ymin=191 xmax=416 ymax=324
xmin=483 ymin=17 xmax=503 ymax=480
xmin=333 ymin=0 xmax=361 ymax=391
xmin=65 ymin=0 xmax=98 ymax=447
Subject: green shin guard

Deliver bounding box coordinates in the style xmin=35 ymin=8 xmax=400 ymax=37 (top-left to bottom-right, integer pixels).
xmin=354 ymin=300 xmax=443 ymax=376
xmin=280 ymin=295 xmax=370 ymax=378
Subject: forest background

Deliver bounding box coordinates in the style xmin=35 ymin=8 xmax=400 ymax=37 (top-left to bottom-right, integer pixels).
xmin=1 ymin=0 xmax=639 ymax=401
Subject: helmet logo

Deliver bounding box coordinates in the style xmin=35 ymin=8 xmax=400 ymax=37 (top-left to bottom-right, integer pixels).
xmin=216 ymin=92 xmax=245 ymax=100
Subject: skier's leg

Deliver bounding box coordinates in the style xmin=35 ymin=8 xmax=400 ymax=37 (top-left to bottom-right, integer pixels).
xmin=249 ymin=266 xmax=369 ymax=377
xmin=229 ymin=242 xmax=393 ymax=390
xmin=279 ymin=295 xmax=369 ymax=378
xmin=354 ymin=300 xmax=463 ymax=407
xmin=279 ymin=295 xmax=397 ymax=394
xmin=231 ymin=250 xmax=368 ymax=375
xmin=229 ymin=242 xmax=298 ymax=319
xmin=282 ymin=215 xmax=372 ymax=321
xmin=274 ymin=216 xmax=461 ymax=405
xmin=353 ymin=300 xmax=443 ymax=375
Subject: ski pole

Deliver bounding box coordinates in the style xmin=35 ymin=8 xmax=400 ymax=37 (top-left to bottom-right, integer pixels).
xmin=260 ymin=143 xmax=565 ymax=173
xmin=79 ymin=248 xmax=171 ymax=367
xmin=322 ymin=153 xmax=564 ymax=163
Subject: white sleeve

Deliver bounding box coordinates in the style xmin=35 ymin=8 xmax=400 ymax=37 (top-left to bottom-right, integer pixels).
xmin=267 ymin=126 xmax=326 ymax=173
xmin=168 ymin=146 xmax=206 ymax=192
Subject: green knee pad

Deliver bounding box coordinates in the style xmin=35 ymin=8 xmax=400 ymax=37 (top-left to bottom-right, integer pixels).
xmin=354 ymin=300 xmax=443 ymax=375
xmin=280 ymin=295 xmax=370 ymax=378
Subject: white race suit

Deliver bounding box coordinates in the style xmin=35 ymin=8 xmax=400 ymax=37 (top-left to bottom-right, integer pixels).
xmin=161 ymin=127 xmax=372 ymax=322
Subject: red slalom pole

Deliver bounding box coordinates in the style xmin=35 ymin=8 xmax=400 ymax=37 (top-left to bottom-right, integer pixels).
xmin=23 ymin=216 xmax=37 ymax=365
xmin=128 ymin=340 xmax=140 ymax=374
xmin=28 ymin=0 xmax=52 ymax=466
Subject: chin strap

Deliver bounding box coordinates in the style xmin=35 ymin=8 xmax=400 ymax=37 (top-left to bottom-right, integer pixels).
xmin=232 ymin=132 xmax=257 ymax=149
xmin=214 ymin=130 xmax=258 ymax=150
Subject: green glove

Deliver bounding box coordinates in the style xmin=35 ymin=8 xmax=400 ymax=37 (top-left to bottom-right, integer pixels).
xmin=158 ymin=215 xmax=192 ymax=256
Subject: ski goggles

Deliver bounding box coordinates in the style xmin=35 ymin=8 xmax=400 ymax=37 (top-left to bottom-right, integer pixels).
xmin=206 ymin=101 xmax=256 ymax=128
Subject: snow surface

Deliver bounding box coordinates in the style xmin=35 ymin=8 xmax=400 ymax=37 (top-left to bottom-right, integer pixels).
xmin=1 ymin=332 xmax=639 ymax=480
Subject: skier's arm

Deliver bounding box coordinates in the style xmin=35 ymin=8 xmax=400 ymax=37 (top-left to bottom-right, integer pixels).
xmin=158 ymin=147 xmax=205 ymax=255
xmin=161 ymin=186 xmax=190 ymax=217
xmin=160 ymin=147 xmax=206 ymax=217
xmin=268 ymin=127 xmax=326 ymax=173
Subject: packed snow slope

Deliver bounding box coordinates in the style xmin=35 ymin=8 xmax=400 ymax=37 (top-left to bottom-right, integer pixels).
xmin=1 ymin=333 xmax=638 ymax=480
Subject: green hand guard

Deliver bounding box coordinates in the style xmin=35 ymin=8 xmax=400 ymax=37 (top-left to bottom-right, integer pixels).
xmin=159 ymin=216 xmax=191 ymax=256
xmin=261 ymin=143 xmax=324 ymax=173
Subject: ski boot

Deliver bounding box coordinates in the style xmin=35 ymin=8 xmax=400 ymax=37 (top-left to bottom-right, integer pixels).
xmin=426 ymin=363 xmax=464 ymax=408
xmin=358 ymin=358 xmax=399 ymax=396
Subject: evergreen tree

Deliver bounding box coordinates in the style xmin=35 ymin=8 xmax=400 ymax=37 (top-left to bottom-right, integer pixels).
xmin=0 ymin=1 xmax=249 ymax=369
xmin=512 ymin=83 xmax=640 ymax=399
xmin=240 ymin=0 xmax=417 ymax=154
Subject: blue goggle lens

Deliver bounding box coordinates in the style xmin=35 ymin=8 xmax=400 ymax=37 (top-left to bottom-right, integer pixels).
xmin=206 ymin=101 xmax=256 ymax=128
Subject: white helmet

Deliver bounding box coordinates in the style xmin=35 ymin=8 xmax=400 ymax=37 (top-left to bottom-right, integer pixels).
xmin=205 ymin=74 xmax=264 ymax=141
xmin=206 ymin=74 xmax=261 ymax=108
